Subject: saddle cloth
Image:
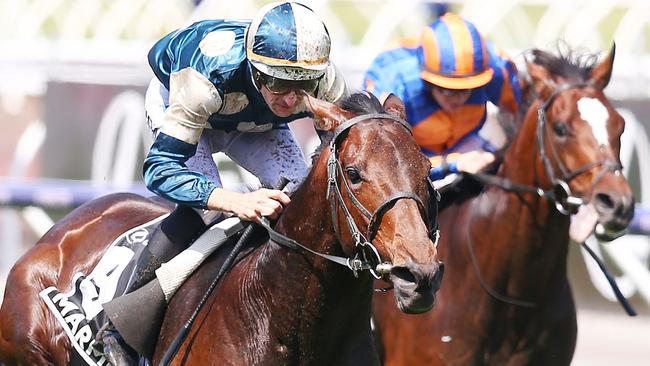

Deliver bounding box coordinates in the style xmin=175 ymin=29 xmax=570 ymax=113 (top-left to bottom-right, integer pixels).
xmin=38 ymin=214 xmax=247 ymax=366
xmin=39 ymin=214 xmax=167 ymax=365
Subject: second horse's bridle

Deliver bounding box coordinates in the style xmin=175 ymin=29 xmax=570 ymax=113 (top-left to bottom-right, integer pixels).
xmin=470 ymin=81 xmax=621 ymax=215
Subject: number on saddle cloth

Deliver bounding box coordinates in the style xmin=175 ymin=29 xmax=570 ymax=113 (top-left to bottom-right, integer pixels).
xmin=38 ymin=214 xmax=168 ymax=366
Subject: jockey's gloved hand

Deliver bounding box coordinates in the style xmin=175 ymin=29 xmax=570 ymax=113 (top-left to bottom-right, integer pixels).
xmin=456 ymin=151 xmax=495 ymax=174
xmin=211 ymin=188 xmax=291 ymax=224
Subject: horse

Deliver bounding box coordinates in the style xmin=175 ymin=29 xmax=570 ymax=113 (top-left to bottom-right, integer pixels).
xmin=372 ymin=45 xmax=634 ymax=366
xmin=0 ymin=91 xmax=444 ymax=365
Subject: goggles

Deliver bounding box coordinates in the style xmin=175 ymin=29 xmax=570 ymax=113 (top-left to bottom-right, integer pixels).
xmin=432 ymin=85 xmax=472 ymax=97
xmin=254 ymin=70 xmax=320 ymax=96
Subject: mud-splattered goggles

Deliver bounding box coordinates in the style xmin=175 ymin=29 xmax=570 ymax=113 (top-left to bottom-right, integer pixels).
xmin=254 ymin=70 xmax=320 ymax=96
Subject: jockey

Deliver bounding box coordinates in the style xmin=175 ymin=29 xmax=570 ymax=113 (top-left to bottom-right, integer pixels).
xmin=100 ymin=2 xmax=347 ymax=364
xmin=363 ymin=12 xmax=521 ymax=182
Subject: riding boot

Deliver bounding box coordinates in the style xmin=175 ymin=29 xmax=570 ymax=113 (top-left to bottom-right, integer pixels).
xmin=100 ymin=205 xmax=209 ymax=364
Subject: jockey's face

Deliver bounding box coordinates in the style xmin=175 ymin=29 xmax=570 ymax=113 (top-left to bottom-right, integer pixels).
xmin=260 ymin=85 xmax=303 ymax=117
xmin=431 ymin=85 xmax=473 ymax=112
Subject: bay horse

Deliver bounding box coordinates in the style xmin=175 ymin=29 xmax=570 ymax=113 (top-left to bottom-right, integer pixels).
xmin=373 ymin=45 xmax=634 ymax=366
xmin=0 ymin=92 xmax=443 ymax=365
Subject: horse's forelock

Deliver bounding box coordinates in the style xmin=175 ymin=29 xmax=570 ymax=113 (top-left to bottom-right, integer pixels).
xmin=531 ymin=44 xmax=599 ymax=83
xmin=337 ymin=92 xmax=385 ymax=115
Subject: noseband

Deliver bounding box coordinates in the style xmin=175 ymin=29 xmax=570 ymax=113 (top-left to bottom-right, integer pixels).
xmin=261 ymin=113 xmax=439 ymax=280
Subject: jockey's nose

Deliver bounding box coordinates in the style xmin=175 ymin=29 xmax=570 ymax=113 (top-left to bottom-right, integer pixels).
xmin=282 ymin=90 xmax=299 ymax=108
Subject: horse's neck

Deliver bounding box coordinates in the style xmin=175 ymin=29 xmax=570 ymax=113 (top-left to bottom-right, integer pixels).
xmin=251 ymin=167 xmax=374 ymax=358
xmin=483 ymin=104 xmax=571 ymax=278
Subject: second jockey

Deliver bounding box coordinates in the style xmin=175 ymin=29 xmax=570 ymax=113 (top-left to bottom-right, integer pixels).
xmin=363 ymin=12 xmax=522 ymax=182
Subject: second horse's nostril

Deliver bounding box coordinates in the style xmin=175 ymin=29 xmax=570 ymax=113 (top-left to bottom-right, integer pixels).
xmin=595 ymin=193 xmax=615 ymax=210
xmin=391 ymin=267 xmax=417 ymax=284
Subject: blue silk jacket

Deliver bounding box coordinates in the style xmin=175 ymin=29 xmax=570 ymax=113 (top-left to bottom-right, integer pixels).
xmin=144 ymin=19 xmax=344 ymax=208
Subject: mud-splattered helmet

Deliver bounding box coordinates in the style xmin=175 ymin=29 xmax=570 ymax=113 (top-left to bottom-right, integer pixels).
xmin=246 ymin=2 xmax=331 ymax=81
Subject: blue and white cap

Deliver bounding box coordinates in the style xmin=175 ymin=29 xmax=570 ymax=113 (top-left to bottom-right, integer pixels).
xmin=246 ymin=2 xmax=331 ymax=81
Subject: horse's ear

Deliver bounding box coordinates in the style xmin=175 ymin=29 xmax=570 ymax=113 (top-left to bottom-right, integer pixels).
xmin=527 ymin=51 xmax=557 ymax=99
xmin=589 ymin=43 xmax=615 ymax=90
xmin=383 ymin=93 xmax=406 ymax=120
xmin=304 ymin=93 xmax=355 ymax=132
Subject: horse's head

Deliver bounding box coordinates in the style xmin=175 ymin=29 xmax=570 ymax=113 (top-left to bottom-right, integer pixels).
xmin=305 ymin=92 xmax=443 ymax=314
xmin=526 ymin=44 xmax=634 ymax=240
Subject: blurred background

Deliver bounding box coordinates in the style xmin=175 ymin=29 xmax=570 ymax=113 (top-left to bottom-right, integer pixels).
xmin=0 ymin=0 xmax=649 ymax=364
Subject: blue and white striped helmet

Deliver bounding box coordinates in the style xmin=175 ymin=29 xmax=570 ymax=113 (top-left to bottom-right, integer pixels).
xmin=246 ymin=2 xmax=331 ymax=81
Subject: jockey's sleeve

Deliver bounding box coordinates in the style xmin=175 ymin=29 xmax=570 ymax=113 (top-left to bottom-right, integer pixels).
xmin=485 ymin=45 xmax=522 ymax=114
xmin=143 ymin=67 xmax=222 ymax=208
xmin=428 ymin=154 xmax=460 ymax=181
xmin=317 ymin=61 xmax=349 ymax=103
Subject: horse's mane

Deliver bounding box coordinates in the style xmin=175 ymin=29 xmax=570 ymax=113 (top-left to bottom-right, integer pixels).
xmin=337 ymin=91 xmax=385 ymax=115
xmin=530 ymin=43 xmax=599 ymax=82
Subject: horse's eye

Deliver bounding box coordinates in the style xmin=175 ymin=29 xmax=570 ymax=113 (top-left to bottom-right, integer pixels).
xmin=552 ymin=122 xmax=569 ymax=137
xmin=346 ymin=167 xmax=362 ymax=184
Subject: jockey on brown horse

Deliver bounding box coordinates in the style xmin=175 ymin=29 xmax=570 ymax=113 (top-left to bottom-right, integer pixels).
xmin=370 ymin=39 xmax=634 ymax=365
xmin=101 ymin=2 xmax=346 ymax=364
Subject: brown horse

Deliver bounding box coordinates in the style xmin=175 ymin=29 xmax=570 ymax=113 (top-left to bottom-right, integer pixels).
xmin=0 ymin=92 xmax=443 ymax=365
xmin=373 ymin=45 xmax=634 ymax=366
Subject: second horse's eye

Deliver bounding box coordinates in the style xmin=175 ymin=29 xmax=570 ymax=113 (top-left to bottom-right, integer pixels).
xmin=346 ymin=167 xmax=362 ymax=184
xmin=552 ymin=121 xmax=569 ymax=138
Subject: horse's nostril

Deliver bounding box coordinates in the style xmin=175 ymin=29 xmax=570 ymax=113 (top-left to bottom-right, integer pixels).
xmin=391 ymin=266 xmax=417 ymax=284
xmin=595 ymin=193 xmax=615 ymax=211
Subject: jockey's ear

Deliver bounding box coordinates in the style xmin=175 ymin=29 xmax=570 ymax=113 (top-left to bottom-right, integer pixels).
xmin=527 ymin=50 xmax=557 ymax=100
xmin=304 ymin=93 xmax=355 ymax=132
xmin=383 ymin=93 xmax=406 ymax=120
xmin=589 ymin=43 xmax=615 ymax=90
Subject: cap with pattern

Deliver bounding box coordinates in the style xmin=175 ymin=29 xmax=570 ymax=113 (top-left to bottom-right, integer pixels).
xmin=420 ymin=13 xmax=494 ymax=90
xmin=246 ymin=1 xmax=330 ymax=81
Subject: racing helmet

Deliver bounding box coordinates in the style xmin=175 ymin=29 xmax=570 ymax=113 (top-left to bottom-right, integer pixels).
xmin=246 ymin=1 xmax=331 ymax=81
xmin=420 ymin=13 xmax=494 ymax=90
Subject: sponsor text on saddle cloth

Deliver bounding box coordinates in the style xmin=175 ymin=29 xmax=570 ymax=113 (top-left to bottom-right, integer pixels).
xmin=39 ymin=214 xmax=244 ymax=366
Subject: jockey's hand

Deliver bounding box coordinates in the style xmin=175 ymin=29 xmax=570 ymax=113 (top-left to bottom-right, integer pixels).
xmin=455 ymin=151 xmax=495 ymax=174
xmin=208 ymin=188 xmax=291 ymax=223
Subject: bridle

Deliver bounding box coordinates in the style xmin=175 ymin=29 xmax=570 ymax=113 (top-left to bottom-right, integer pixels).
xmin=326 ymin=113 xmax=440 ymax=278
xmin=535 ymin=81 xmax=622 ymax=214
xmin=261 ymin=113 xmax=440 ymax=279
xmin=471 ymin=81 xmax=622 ymax=215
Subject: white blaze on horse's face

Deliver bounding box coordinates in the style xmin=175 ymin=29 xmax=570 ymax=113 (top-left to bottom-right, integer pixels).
xmin=577 ymin=97 xmax=610 ymax=147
